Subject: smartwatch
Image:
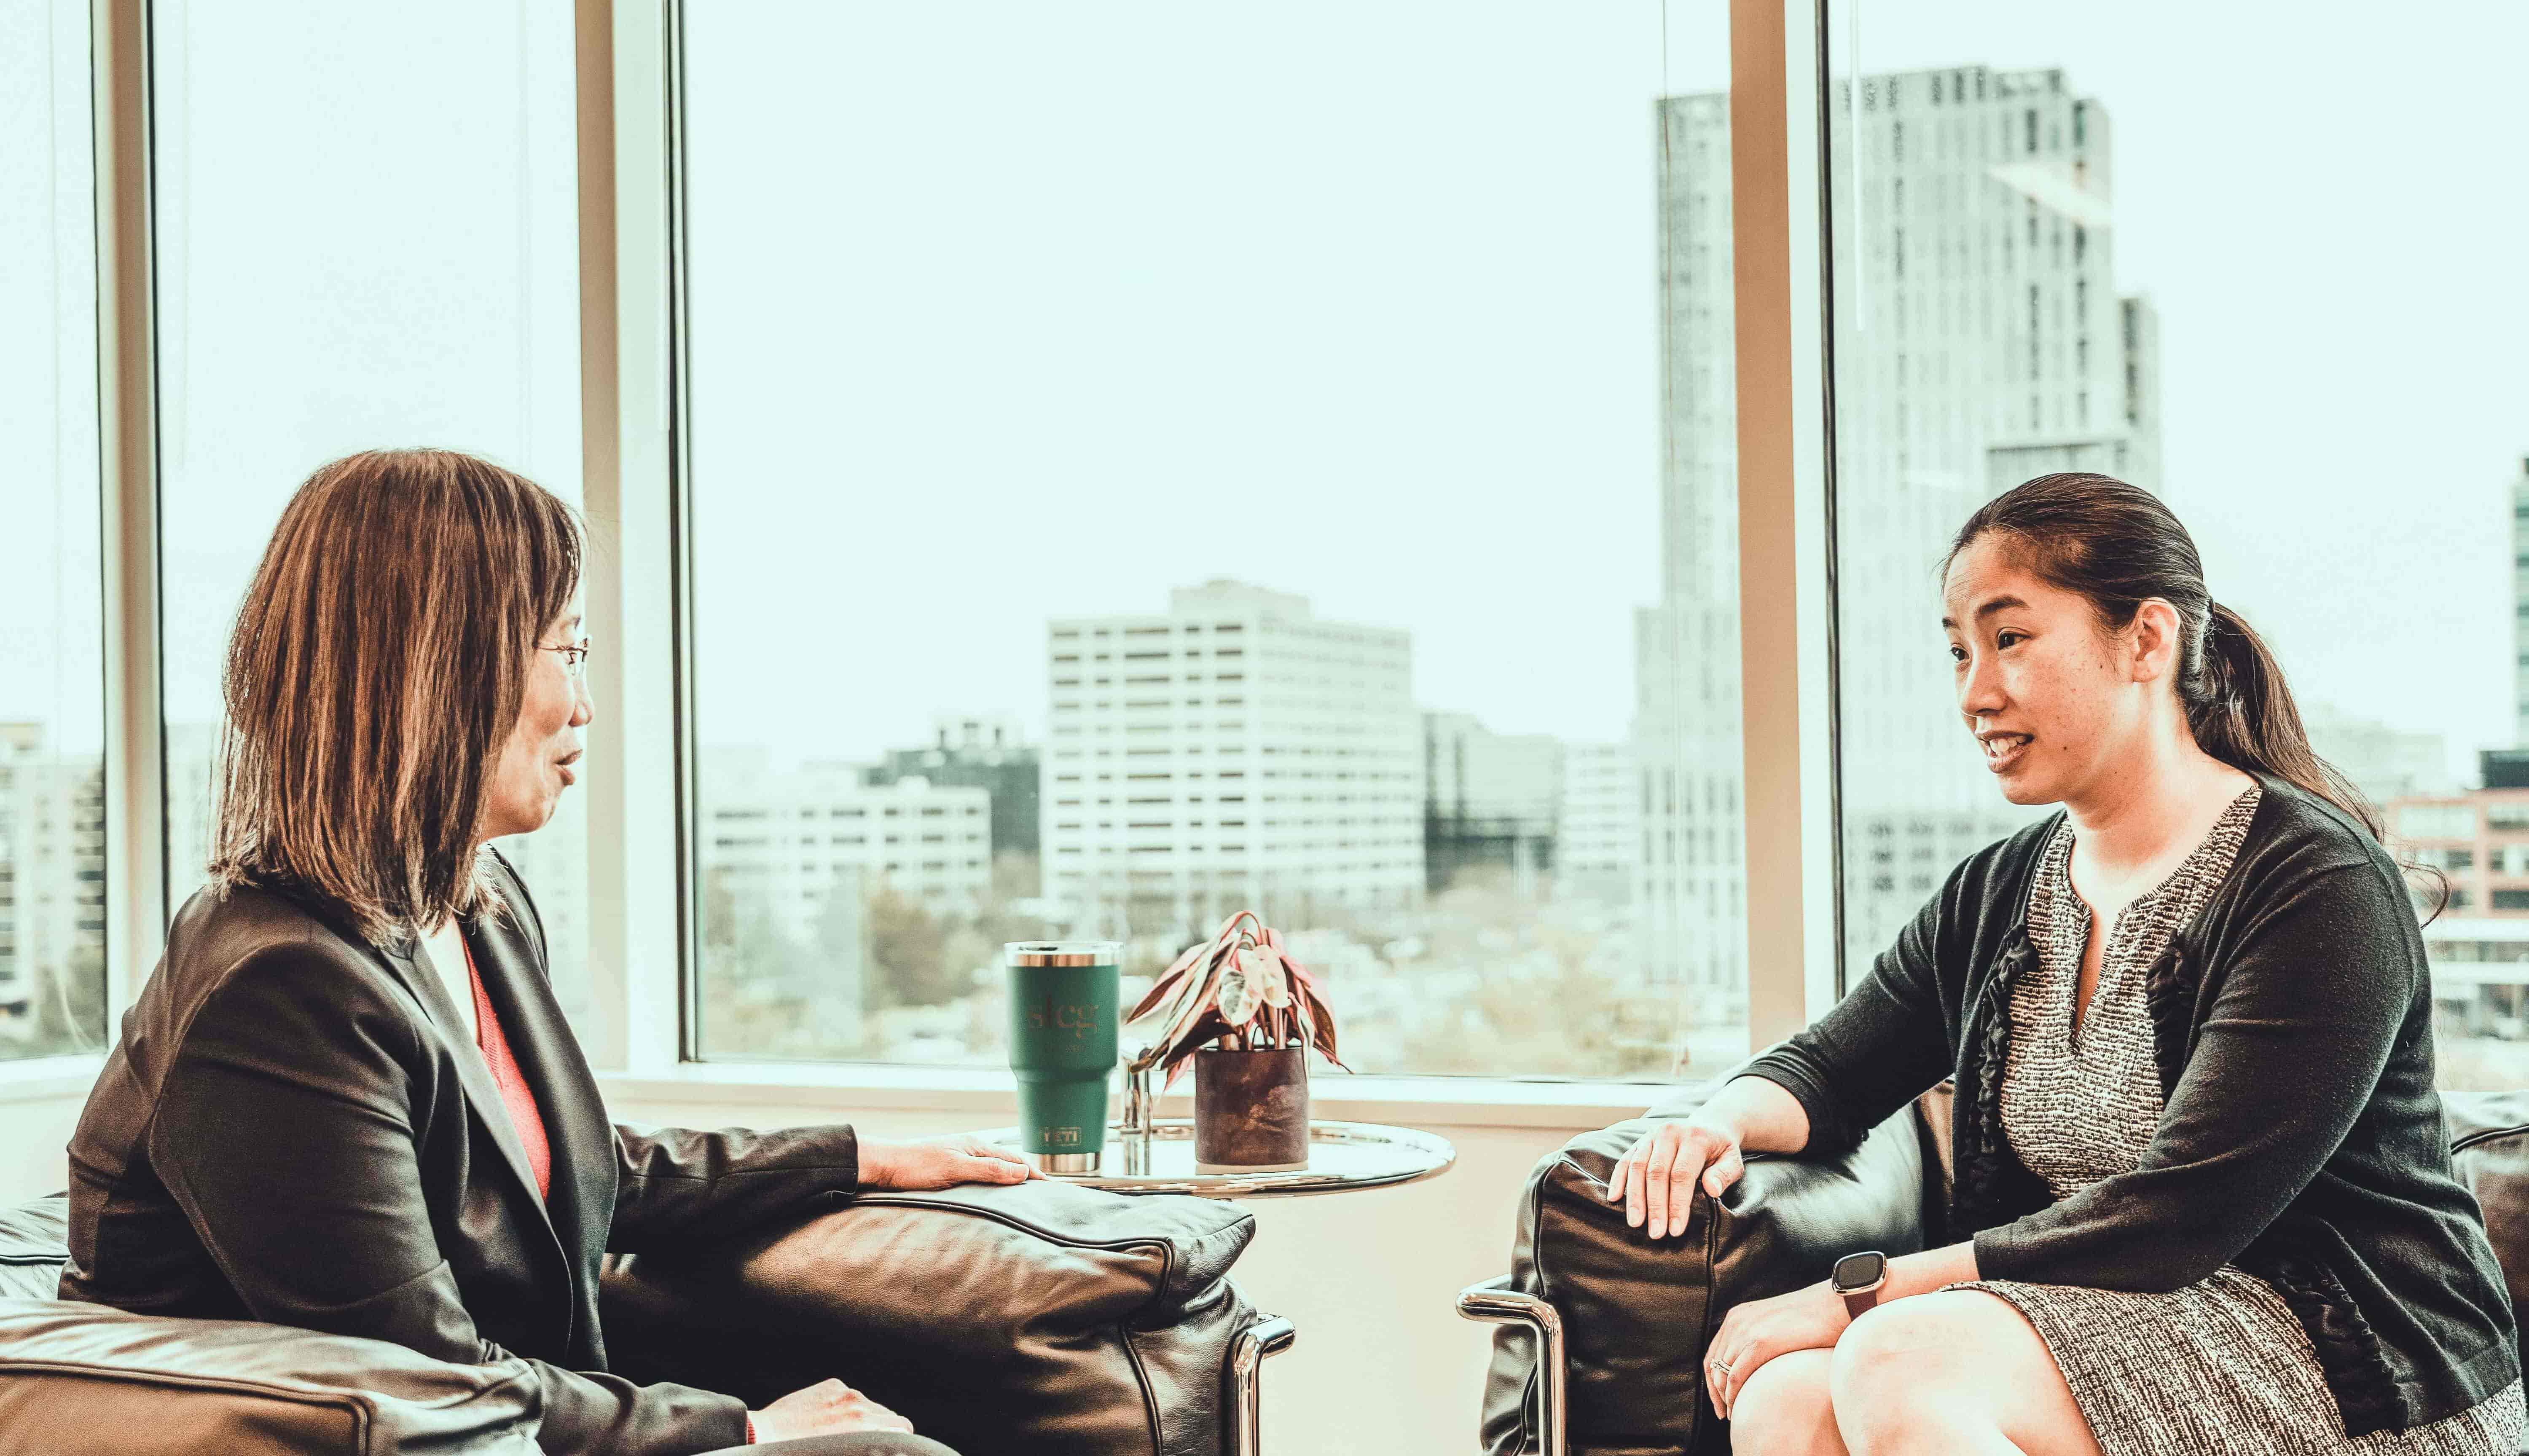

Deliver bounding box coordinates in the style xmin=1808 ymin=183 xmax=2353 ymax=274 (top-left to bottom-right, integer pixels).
xmin=1831 ymin=1250 xmax=1888 ymax=1320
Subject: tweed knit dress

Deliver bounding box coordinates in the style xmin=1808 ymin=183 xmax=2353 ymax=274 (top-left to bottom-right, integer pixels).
xmin=1945 ymin=785 xmax=2527 ymax=1455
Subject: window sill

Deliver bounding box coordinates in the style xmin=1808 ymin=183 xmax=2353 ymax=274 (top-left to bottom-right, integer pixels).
xmin=597 ymin=1062 xmax=1675 ymax=1132
xmin=0 ymin=1054 xmax=106 ymax=1104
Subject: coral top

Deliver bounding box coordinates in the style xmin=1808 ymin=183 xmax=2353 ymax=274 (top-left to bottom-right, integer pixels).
xmin=462 ymin=941 xmax=551 ymax=1201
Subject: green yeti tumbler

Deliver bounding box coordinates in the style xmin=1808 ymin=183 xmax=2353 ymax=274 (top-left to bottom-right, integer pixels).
xmin=1004 ymin=941 xmax=1121 ymax=1173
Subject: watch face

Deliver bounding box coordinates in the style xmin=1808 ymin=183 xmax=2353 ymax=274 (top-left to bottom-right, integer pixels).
xmin=1832 ymin=1250 xmax=1888 ymax=1291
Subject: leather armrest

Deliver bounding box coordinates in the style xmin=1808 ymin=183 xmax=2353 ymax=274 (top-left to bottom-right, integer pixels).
xmin=599 ymin=1177 xmax=1259 ymax=1456
xmin=0 ymin=1299 xmax=538 ymax=1456
xmin=2443 ymin=1089 xmax=2529 ymax=1322
xmin=0 ymin=1195 xmax=69 ymax=1303
xmin=1480 ymin=1081 xmax=1932 ymax=1456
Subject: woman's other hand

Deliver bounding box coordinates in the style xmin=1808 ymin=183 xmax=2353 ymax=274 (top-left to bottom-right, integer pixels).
xmin=1701 ymin=1280 xmax=1851 ymax=1420
xmin=858 ymin=1133 xmax=1039 ymax=1191
xmin=1603 ymin=1118 xmax=1745 ymax=1239
xmin=751 ymin=1378 xmax=915 ymax=1441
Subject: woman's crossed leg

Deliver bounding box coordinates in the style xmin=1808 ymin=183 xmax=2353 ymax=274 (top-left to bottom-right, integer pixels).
xmin=1732 ymin=1290 xmax=2102 ymax=1456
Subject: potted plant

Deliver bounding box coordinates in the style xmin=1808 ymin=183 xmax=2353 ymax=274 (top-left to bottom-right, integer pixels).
xmin=1125 ymin=910 xmax=1346 ymax=1171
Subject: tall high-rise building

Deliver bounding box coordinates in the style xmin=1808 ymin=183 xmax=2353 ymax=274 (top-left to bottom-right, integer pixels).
xmin=1638 ymin=67 xmax=2163 ymax=991
xmin=1042 ymin=581 xmax=1421 ymax=941
xmin=1633 ymin=90 xmax=1745 ymax=999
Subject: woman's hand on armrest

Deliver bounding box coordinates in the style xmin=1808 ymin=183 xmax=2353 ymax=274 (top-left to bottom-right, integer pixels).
xmin=858 ymin=1133 xmax=1039 ymax=1191
xmin=751 ymin=1379 xmax=916 ymax=1442
xmin=1604 ymin=1075 xmax=1812 ymax=1241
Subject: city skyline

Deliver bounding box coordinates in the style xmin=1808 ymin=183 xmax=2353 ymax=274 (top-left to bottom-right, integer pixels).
xmin=14 ymin=5 xmax=2525 ymax=782
xmin=10 ymin=12 xmax=2528 ymax=1081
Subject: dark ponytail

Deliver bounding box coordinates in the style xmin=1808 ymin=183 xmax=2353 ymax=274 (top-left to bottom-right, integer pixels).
xmin=1946 ymin=473 xmax=2382 ymax=839
xmin=2185 ymin=601 xmax=2381 ymax=839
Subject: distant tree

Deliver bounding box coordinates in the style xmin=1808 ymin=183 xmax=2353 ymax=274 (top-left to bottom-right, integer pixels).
xmin=701 ymin=866 xmax=739 ymax=952
xmin=867 ymin=880 xmax=956 ymax=1007
xmin=991 ymin=848 xmax=1041 ymax=903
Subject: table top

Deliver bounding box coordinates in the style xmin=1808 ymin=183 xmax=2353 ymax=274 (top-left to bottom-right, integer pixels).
xmin=972 ymin=1118 xmax=1456 ymax=1198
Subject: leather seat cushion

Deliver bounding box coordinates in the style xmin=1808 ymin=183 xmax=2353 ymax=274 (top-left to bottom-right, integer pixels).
xmin=601 ymin=1177 xmax=1258 ymax=1456
xmin=0 ymin=1300 xmax=538 ymax=1456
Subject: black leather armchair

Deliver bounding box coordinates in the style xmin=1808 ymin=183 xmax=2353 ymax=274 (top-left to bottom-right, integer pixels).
xmin=0 ymin=1182 xmax=1292 ymax=1456
xmin=1462 ymin=1079 xmax=1933 ymax=1456
xmin=1466 ymin=1081 xmax=2529 ymax=1456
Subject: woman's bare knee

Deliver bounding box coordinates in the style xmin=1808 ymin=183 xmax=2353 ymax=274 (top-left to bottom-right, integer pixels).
xmin=1732 ymin=1348 xmax=1845 ymax=1456
xmin=1828 ymin=1292 xmax=2099 ymax=1456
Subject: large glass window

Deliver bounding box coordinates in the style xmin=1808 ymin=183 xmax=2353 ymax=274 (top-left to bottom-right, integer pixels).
xmin=1826 ymin=6 xmax=2529 ymax=1087
xmin=0 ymin=0 xmax=107 ymax=1059
xmin=682 ymin=3 xmax=1747 ymax=1076
xmin=153 ymin=2 xmax=587 ymax=1017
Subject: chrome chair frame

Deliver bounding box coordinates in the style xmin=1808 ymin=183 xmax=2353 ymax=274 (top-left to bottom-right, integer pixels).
xmin=1228 ymin=1313 xmax=1297 ymax=1456
xmin=1457 ymin=1276 xmax=1566 ymax=1456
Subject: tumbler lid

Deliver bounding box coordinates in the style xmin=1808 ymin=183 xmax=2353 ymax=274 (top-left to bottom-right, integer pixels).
xmin=1005 ymin=941 xmax=1121 ymax=967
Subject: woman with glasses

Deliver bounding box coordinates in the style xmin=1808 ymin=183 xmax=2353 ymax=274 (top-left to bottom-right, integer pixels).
xmin=58 ymin=449 xmax=1021 ymax=1455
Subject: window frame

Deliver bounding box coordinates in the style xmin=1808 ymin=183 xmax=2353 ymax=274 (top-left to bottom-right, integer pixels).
xmin=31 ymin=0 xmax=1844 ymax=1119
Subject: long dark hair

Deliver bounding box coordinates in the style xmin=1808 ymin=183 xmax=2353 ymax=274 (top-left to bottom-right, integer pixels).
xmin=211 ymin=448 xmax=583 ymax=943
xmin=1945 ymin=472 xmax=2382 ymax=839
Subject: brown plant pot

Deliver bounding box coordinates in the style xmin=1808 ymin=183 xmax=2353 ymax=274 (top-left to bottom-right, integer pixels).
xmin=1192 ymin=1046 xmax=1311 ymax=1172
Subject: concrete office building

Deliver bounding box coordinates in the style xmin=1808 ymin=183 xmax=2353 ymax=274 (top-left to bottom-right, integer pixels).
xmin=864 ymin=713 xmax=1041 ymax=863
xmin=2384 ymin=782 xmax=2529 ymax=1044
xmin=701 ymin=755 xmax=993 ymax=936
xmin=1557 ymin=741 xmax=1639 ymax=905
xmin=1638 ymin=67 xmax=2162 ymax=993
xmin=698 ymin=756 xmax=992 ymax=1045
xmin=0 ymin=725 xmax=105 ymax=1042
xmin=1042 ymin=581 xmax=1422 ymax=941
xmin=1422 ymin=711 xmax=1563 ymax=893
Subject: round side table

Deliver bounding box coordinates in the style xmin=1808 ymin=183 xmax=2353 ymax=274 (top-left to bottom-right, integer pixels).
xmin=971 ymin=1117 xmax=1455 ymax=1199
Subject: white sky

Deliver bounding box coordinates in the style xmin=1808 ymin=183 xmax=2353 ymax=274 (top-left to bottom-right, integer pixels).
xmin=5 ymin=1 xmax=2523 ymax=786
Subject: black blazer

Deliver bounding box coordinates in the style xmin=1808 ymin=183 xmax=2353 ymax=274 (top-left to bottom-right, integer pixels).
xmin=60 ymin=849 xmax=862 ymax=1456
xmin=1745 ymin=770 xmax=2519 ymax=1437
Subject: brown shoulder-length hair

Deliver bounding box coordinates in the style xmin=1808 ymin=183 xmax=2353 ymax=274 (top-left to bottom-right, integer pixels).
xmin=210 ymin=448 xmax=583 ymax=944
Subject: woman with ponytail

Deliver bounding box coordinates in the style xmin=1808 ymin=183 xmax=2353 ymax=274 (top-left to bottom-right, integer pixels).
xmin=1609 ymin=474 xmax=2522 ymax=1454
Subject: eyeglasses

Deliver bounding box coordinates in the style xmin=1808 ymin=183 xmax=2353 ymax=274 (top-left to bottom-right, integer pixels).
xmin=543 ymin=637 xmax=592 ymax=682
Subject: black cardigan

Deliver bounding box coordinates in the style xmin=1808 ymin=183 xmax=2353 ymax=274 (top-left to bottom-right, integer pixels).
xmin=61 ymin=850 xmax=862 ymax=1456
xmin=1744 ymin=770 xmax=2519 ymax=1437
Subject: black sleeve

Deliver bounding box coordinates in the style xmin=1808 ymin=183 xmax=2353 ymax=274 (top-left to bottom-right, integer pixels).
xmin=609 ymin=1121 xmax=861 ymax=1255
xmin=149 ymin=944 xmax=749 ymax=1456
xmin=1737 ymin=873 xmax=1958 ymax=1159
xmin=1972 ymin=864 xmax=2410 ymax=1292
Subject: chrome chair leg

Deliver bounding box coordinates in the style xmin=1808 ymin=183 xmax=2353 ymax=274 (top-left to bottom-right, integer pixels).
xmin=1228 ymin=1313 xmax=1296 ymax=1456
xmin=1458 ymin=1275 xmax=1566 ymax=1456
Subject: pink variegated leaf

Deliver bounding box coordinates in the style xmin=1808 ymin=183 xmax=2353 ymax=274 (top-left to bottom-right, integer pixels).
xmin=1128 ymin=940 xmax=1211 ymax=1023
